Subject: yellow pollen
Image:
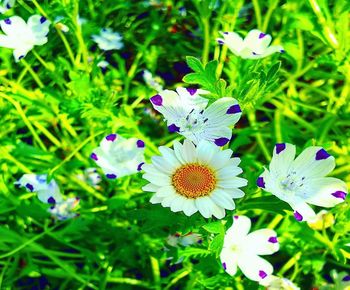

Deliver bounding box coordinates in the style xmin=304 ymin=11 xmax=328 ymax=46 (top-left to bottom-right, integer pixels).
xmin=172 ymin=163 xmax=217 ymax=198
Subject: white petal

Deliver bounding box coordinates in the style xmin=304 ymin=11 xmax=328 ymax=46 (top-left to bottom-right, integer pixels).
xmin=196 ymin=140 xmax=218 ymax=165
xmin=269 ymin=143 xmax=296 ymax=176
xmin=244 ymin=29 xmax=272 ymax=54
xmin=142 ymin=173 xmax=171 ymax=186
xmin=245 ymin=229 xmax=279 ymax=255
xmin=158 ymin=146 xmax=181 ymax=167
xmin=237 ymin=253 xmax=274 ymax=282
xmin=210 ymin=149 xmax=233 ymax=169
xmin=220 ymin=31 xmax=244 ymax=55
xmin=304 ymin=177 xmax=348 ymax=207
xmin=210 ymin=189 xmax=235 ymax=210
xmin=142 ymin=183 xmax=159 ymax=192
xmin=217 ymin=165 xmax=243 ymax=179
xmin=225 ymin=215 xmax=251 ymax=243
xmin=218 ymin=177 xmax=247 ymax=188
xmin=1 ymin=16 xmax=27 ymax=36
xmin=181 ymin=139 xmax=197 ymax=163
xmin=195 ymin=196 xmax=214 ymax=218
xmin=288 ymin=198 xmax=316 ymax=222
xmin=161 ymin=194 xmax=178 ymax=208
xmin=291 ymin=146 xmax=335 ymax=178
xmin=170 ymin=195 xmax=187 ymax=212
xmin=156 ymin=186 xmax=177 ymax=198
xmin=220 ymin=247 xmax=238 ymax=276
xmin=182 ymin=199 xmax=198 ymax=216
xmin=151 ymin=155 xmax=176 ymax=174
xmin=150 ymin=194 xmax=163 ymax=204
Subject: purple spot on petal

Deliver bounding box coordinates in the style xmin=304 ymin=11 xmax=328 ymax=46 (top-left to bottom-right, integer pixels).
xmin=4 ymin=18 xmax=11 ymax=25
xmin=343 ymin=275 xmax=350 ymax=282
xmin=257 ymin=177 xmax=265 ymax=188
xmin=40 ymin=16 xmax=47 ymax=24
xmin=252 ymin=52 xmax=258 ymax=55
xmin=214 ymin=137 xmax=230 ymax=146
xmin=18 ymin=55 xmax=24 ymax=60
xmin=137 ymin=162 xmax=145 ymax=171
xmin=331 ymin=191 xmax=347 ymax=200
xmin=315 ymin=148 xmax=331 ymax=160
xmin=47 ymin=197 xmax=56 ymax=204
xmin=217 ymin=40 xmax=224 ymax=45
xmin=259 ymin=33 xmax=266 ymax=39
xmin=222 ymin=262 xmax=227 ymax=270
xmin=106 ymin=174 xmax=117 ymax=179
xmin=234 ymin=215 xmax=239 ymax=220
xmin=280 ymin=49 xmax=285 ymax=53
xmin=90 ymin=153 xmax=98 ymax=161
xmin=226 ymin=104 xmax=241 ymax=114
xmin=105 ymin=134 xmax=117 ymax=142
xmin=259 ymin=270 xmax=267 ymax=279
xmin=294 ymin=211 xmax=303 ymax=221
xmin=275 ymin=143 xmax=286 ymax=154
xmin=150 ymin=94 xmax=163 ymax=106
xmin=136 ymin=140 xmax=145 ymax=148
xmin=223 ymin=32 xmax=228 ymax=35
xmin=25 ymin=183 xmax=34 ymax=192
xmin=168 ymin=124 xmax=180 ymax=133
xmin=268 ymin=236 xmax=278 ymax=244
xmin=50 ymin=205 xmax=55 ymax=209
xmin=186 ymin=88 xmax=197 ymax=95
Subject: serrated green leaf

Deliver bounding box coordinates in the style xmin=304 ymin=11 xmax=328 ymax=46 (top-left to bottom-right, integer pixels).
xmin=202 ymin=221 xmax=224 ymax=234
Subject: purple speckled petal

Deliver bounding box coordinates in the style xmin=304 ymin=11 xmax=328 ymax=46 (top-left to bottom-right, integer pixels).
xmin=222 ymin=262 xmax=227 ymax=270
xmin=105 ymin=134 xmax=117 ymax=142
xmin=168 ymin=124 xmax=180 ymax=133
xmin=217 ymin=40 xmax=224 ymax=45
xmin=257 ymin=177 xmax=265 ymax=188
xmin=259 ymin=33 xmax=266 ymax=39
xmin=137 ymin=162 xmax=145 ymax=171
xmin=259 ymin=270 xmax=267 ymax=279
xmin=25 ymin=183 xmax=34 ymax=192
xmin=136 ymin=140 xmax=145 ymax=148
xmin=275 ymin=143 xmax=286 ymax=154
xmin=234 ymin=215 xmax=239 ymax=220
xmin=4 ymin=18 xmax=11 ymax=25
xmin=268 ymin=236 xmax=278 ymax=244
xmin=47 ymin=197 xmax=56 ymax=204
xmin=150 ymin=94 xmax=163 ymax=106
xmin=90 ymin=153 xmax=98 ymax=161
xmin=214 ymin=137 xmax=229 ymax=146
xmin=186 ymin=88 xmax=197 ymax=95
xmin=331 ymin=191 xmax=347 ymax=200
xmin=226 ymin=104 xmax=241 ymax=114
xmin=315 ymin=148 xmax=331 ymax=160
xmin=18 ymin=55 xmax=24 ymax=60
xmin=106 ymin=174 xmax=117 ymax=179
xmin=40 ymin=16 xmax=47 ymax=23
xmin=294 ymin=211 xmax=303 ymax=221
xmin=280 ymin=49 xmax=285 ymax=53
xmin=343 ymin=276 xmax=350 ymax=282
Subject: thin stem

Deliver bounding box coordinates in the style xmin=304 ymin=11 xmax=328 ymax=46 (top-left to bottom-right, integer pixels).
xmin=20 ymin=59 xmax=44 ymax=88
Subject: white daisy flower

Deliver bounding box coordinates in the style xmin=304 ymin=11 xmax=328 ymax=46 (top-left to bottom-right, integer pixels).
xmin=142 ymin=139 xmax=247 ymax=219
xmin=220 ymin=215 xmax=279 ymax=282
xmin=91 ymin=133 xmax=146 ymax=179
xmin=143 ymin=69 xmax=163 ymax=92
xmin=257 ymin=144 xmax=348 ymax=222
xmin=259 ymin=275 xmax=300 ymax=290
xmin=92 ymin=28 xmax=123 ymax=51
xmin=49 ymin=197 xmax=80 ymax=220
xmin=150 ymin=88 xmax=242 ymax=146
xmin=167 ymin=232 xmax=202 ymax=247
xmin=15 ymin=174 xmax=63 ymax=204
xmin=0 ymin=15 xmax=50 ymax=62
xmin=217 ymin=29 xmax=284 ymax=59
xmin=0 ymin=0 xmax=15 ymax=14
xmin=307 ymin=209 xmax=335 ymax=230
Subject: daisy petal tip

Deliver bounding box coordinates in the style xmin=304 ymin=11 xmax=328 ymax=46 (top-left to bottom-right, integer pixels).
xmin=294 ymin=211 xmax=303 ymax=222
xmin=315 ymin=148 xmax=331 ymax=160
xmin=150 ymin=94 xmax=163 ymax=106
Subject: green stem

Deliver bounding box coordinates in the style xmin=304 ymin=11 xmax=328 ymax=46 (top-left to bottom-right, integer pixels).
xmin=202 ymin=17 xmax=210 ymax=65
xmin=252 ymin=0 xmax=262 ymax=29
xmin=21 ymin=59 xmax=44 ymax=88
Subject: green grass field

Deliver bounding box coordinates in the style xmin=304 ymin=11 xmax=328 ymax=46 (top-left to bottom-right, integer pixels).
xmin=0 ymin=0 xmax=349 ymax=289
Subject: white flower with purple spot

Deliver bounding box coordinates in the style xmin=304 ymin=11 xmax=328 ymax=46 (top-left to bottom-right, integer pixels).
xmin=167 ymin=232 xmax=202 ymax=247
xmin=92 ymin=28 xmax=123 ymax=51
xmin=143 ymin=69 xmax=163 ymax=92
xmin=0 ymin=15 xmax=50 ymax=62
xmin=150 ymin=87 xmax=242 ymax=146
xmin=15 ymin=174 xmax=63 ymax=204
xmin=257 ymin=144 xmax=348 ymax=222
xmin=49 ymin=197 xmax=80 ymax=220
xmin=220 ymin=215 xmax=279 ymax=282
xmin=142 ymin=139 xmax=247 ymax=219
xmin=77 ymin=168 xmax=102 ymax=188
xmin=259 ymin=275 xmax=300 ymax=290
xmin=91 ymin=133 xmax=146 ymax=179
xmin=0 ymin=0 xmax=15 ymax=14
xmin=217 ymin=29 xmax=284 ymax=59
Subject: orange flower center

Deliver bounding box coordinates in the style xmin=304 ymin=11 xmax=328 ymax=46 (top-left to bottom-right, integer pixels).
xmin=172 ymin=163 xmax=217 ymax=198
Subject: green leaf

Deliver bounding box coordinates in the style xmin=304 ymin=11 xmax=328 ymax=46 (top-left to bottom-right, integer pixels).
xmin=209 ymin=234 xmax=224 ymax=257
xmin=267 ymin=61 xmax=281 ymax=80
xmin=186 ymin=56 xmax=204 ymax=72
xmin=202 ymin=221 xmax=225 ymax=234
xmin=240 ymin=196 xmax=290 ymax=214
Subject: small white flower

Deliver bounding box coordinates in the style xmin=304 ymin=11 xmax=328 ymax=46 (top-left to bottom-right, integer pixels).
xmin=217 ymin=29 xmax=284 ymax=59
xmin=92 ymin=28 xmax=123 ymax=51
xmin=49 ymin=197 xmax=80 ymax=220
xmin=77 ymin=168 xmax=102 ymax=188
xmin=15 ymin=174 xmax=63 ymax=204
xmin=167 ymin=232 xmax=202 ymax=247
xmin=143 ymin=70 xmax=163 ymax=92
xmin=0 ymin=0 xmax=15 ymax=14
xmin=142 ymin=139 xmax=247 ymax=219
xmin=150 ymin=88 xmax=242 ymax=146
xmin=91 ymin=133 xmax=146 ymax=179
xmin=259 ymin=275 xmax=300 ymax=290
xmin=220 ymin=215 xmax=279 ymax=282
xmin=97 ymin=60 xmax=109 ymax=69
xmin=0 ymin=15 xmax=50 ymax=62
xmin=258 ymin=144 xmax=348 ymax=222
xmin=307 ymin=209 xmax=335 ymax=230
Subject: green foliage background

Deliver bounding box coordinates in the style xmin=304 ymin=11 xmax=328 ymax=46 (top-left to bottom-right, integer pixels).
xmin=0 ymin=0 xmax=349 ymax=289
